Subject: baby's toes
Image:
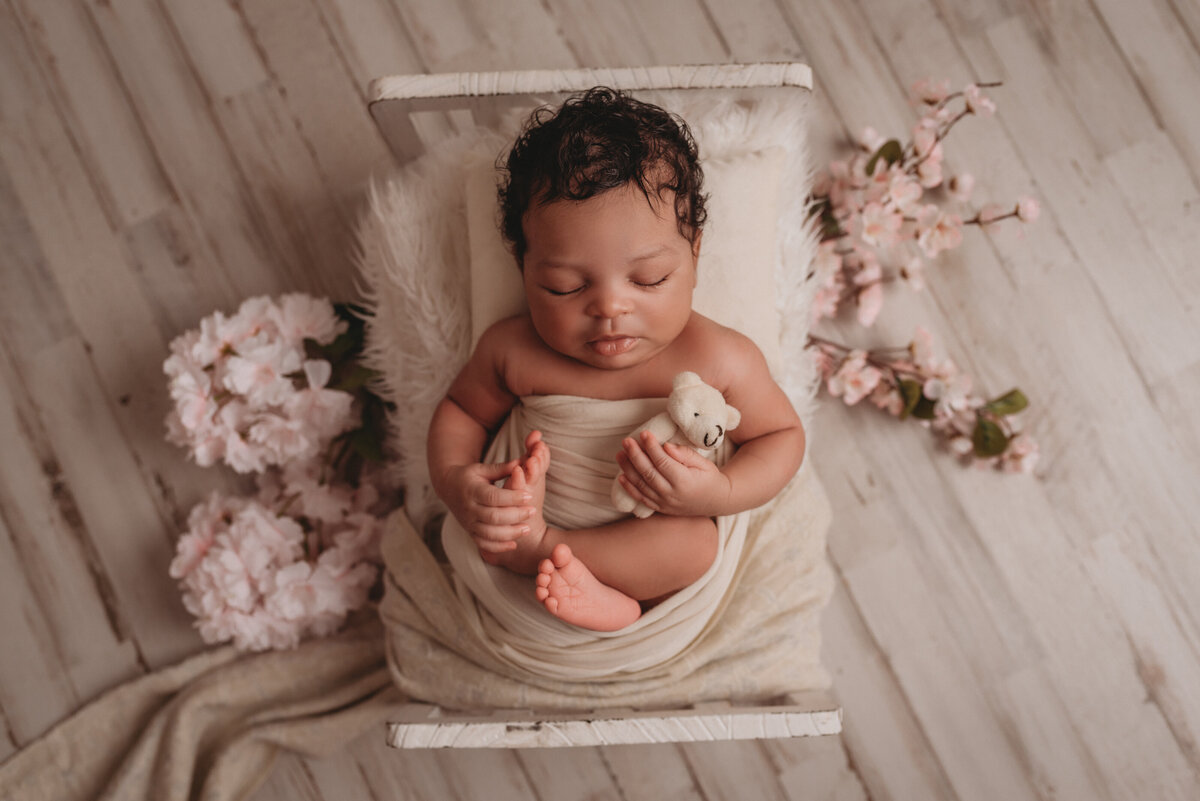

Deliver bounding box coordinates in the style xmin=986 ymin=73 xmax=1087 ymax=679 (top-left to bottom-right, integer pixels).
xmin=505 ymin=464 xmax=527 ymax=491
xmin=526 ymin=443 xmax=551 ymax=482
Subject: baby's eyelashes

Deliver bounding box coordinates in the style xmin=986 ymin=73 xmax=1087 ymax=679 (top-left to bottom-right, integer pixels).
xmin=542 ymin=285 xmax=584 ymax=296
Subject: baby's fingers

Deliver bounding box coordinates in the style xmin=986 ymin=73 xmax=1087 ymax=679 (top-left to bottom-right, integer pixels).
xmin=470 ymin=521 xmax=530 ymax=546
xmin=474 ymin=503 xmax=535 ymax=527
xmin=473 ymin=536 xmax=518 ymax=554
xmin=617 ymin=474 xmax=660 ymax=510
xmin=639 ymin=431 xmax=683 ymax=479
xmin=473 ymin=483 xmax=533 ymax=509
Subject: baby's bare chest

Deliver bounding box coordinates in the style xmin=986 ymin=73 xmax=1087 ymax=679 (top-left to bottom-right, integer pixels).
xmin=505 ymin=341 xmax=721 ymax=400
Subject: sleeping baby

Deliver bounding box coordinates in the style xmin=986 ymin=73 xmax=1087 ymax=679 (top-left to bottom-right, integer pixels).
xmin=427 ymin=87 xmax=806 ymax=632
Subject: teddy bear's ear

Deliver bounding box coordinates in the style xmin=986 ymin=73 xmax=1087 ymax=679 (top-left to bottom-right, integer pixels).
xmin=725 ymin=404 xmax=742 ymax=430
xmin=673 ymin=371 xmax=703 ymax=390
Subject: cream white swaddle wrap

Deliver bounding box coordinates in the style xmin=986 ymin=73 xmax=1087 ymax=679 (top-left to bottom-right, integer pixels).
xmin=378 ymin=399 xmax=833 ymax=712
xmin=440 ymin=394 xmax=748 ymax=680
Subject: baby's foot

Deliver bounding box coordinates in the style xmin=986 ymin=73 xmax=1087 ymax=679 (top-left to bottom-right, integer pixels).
xmin=484 ymin=433 xmax=552 ymax=574
xmin=535 ymin=544 xmax=642 ymax=632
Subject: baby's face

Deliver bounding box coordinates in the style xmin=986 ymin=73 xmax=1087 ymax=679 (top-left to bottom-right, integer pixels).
xmin=521 ymin=183 xmax=699 ymax=370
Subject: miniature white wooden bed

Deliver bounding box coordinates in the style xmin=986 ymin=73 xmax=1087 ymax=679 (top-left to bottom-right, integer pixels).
xmin=365 ymin=63 xmax=841 ymax=749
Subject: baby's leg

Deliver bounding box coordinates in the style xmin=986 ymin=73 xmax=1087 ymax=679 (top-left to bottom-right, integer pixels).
xmin=535 ymin=515 xmax=718 ymax=631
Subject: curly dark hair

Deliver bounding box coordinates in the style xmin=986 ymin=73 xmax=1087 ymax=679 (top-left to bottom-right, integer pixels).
xmin=498 ymin=87 xmax=708 ymax=266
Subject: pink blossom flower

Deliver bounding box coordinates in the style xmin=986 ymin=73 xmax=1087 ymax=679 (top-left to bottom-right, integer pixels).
xmin=303 ymin=359 xmax=333 ymax=390
xmin=223 ymin=336 xmax=303 ymax=407
xmin=949 ymin=436 xmax=974 ymax=456
xmin=912 ymin=124 xmax=940 ymax=160
xmin=917 ymin=155 xmax=944 ymax=189
xmin=863 ymin=166 xmax=893 ymax=204
xmin=273 ymin=294 xmax=346 ymax=347
xmin=936 ymin=373 xmax=976 ymax=415
xmin=248 ymin=414 xmax=316 ymax=465
xmin=856 ymin=282 xmax=884 ymax=327
xmin=827 ymin=351 xmax=883 ymax=405
xmin=869 ymin=382 xmax=905 ymax=416
xmin=828 ymin=173 xmax=855 ymax=213
xmin=1017 ymin=196 xmax=1041 ymax=222
xmin=948 ymin=173 xmax=974 ymax=202
xmin=853 ymin=252 xmax=882 ymax=287
xmin=272 ymin=462 xmax=357 ymax=524
xmin=812 ymin=170 xmax=831 ymax=197
xmin=283 ymin=388 xmax=357 ymax=443
xmin=911 ymin=77 xmax=951 ymax=105
xmin=814 ymin=241 xmax=843 ymax=285
xmin=888 ymin=170 xmax=924 ymax=212
xmin=964 ymin=84 xmax=996 ymax=117
xmin=923 ymin=104 xmax=956 ymax=127
xmin=909 ymin=326 xmax=937 ymax=368
xmin=812 ymin=347 xmax=837 ymax=379
xmin=811 ymin=286 xmax=842 ymax=324
xmin=916 ymin=210 xmax=964 ymax=258
xmin=859 ymin=126 xmax=886 ymax=152
xmin=170 ymin=489 xmax=382 ymax=652
xmin=858 ymin=202 xmax=904 ymax=248
xmin=900 ymin=256 xmax=926 ymax=291
xmin=999 ymin=432 xmax=1039 ymax=474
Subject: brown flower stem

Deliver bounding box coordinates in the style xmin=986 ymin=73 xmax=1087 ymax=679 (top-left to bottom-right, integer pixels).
xmin=276 ymin=491 xmax=302 ymax=518
xmin=907 ymin=109 xmax=970 ymax=170
xmin=964 ymin=209 xmax=1018 ymax=225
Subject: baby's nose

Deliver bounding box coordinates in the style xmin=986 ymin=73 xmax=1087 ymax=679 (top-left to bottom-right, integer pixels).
xmin=587 ymin=288 xmax=633 ymax=318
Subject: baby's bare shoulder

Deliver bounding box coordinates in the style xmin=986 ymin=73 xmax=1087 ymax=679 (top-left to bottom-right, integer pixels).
xmin=475 ymin=314 xmax=542 ymax=361
xmin=678 ymin=314 xmax=768 ymax=387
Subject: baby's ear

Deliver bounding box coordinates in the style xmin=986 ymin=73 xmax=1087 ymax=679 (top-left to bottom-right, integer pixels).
xmin=724 ymin=404 xmax=742 ymax=430
xmin=690 ymin=230 xmax=703 ymax=259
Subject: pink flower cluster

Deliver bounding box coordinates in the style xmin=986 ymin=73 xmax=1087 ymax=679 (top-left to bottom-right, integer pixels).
xmin=168 ymin=464 xmax=383 ymax=651
xmin=812 ymin=328 xmax=1038 ymax=473
xmin=810 ymin=80 xmax=1040 ymax=328
xmin=164 ymin=294 xmax=357 ymax=473
xmin=165 ymin=294 xmax=395 ymax=651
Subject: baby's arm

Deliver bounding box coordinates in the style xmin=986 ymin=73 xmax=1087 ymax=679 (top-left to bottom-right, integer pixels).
xmin=616 ymin=333 xmax=805 ymax=518
xmin=428 ymin=325 xmax=535 ymax=551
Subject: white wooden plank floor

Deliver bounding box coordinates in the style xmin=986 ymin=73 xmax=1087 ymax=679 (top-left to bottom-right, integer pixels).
xmin=1 ymin=0 xmax=1198 ymax=799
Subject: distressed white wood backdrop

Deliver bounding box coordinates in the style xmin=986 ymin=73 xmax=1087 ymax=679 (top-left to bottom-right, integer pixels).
xmin=1 ymin=0 xmax=1198 ymax=799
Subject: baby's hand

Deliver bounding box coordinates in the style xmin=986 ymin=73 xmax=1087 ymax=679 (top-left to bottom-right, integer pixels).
xmin=616 ymin=430 xmax=733 ymax=518
xmin=441 ymin=460 xmax=535 ymax=551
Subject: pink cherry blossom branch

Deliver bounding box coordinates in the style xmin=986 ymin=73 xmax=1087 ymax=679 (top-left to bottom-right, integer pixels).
xmin=805 ymin=78 xmax=1038 ymax=473
xmin=805 ymin=330 xmax=1037 ymax=473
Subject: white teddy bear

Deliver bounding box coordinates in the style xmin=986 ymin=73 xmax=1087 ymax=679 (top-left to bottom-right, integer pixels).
xmin=611 ymin=371 xmax=742 ymax=519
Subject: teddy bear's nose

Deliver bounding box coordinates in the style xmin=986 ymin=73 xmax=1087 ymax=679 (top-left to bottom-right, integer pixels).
xmin=704 ymin=425 xmax=724 ymax=448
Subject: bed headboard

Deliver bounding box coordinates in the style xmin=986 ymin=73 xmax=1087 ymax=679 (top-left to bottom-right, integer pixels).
xmin=367 ymin=62 xmax=813 ymax=164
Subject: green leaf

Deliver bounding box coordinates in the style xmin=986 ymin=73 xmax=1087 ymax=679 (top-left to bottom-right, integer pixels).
xmin=898 ymin=379 xmax=923 ymax=420
xmin=972 ymin=418 xmax=1009 ymax=457
xmin=911 ymin=393 xmax=937 ymax=420
xmin=984 ymin=388 xmax=1029 ymax=416
xmin=865 ymin=139 xmax=903 ymax=176
xmin=350 ymin=428 xmax=385 ymax=463
xmin=331 ymin=364 xmax=377 ymax=393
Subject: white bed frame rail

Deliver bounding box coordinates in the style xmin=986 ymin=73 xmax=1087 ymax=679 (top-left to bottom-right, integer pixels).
xmin=388 ymin=694 xmax=842 ymax=750
xmin=368 ymin=62 xmax=813 ymax=164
